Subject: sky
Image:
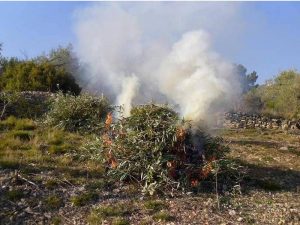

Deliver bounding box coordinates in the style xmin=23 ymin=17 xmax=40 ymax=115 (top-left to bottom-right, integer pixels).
xmin=0 ymin=2 xmax=300 ymax=84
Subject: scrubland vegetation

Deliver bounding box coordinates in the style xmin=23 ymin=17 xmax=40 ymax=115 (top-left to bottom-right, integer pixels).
xmin=0 ymin=44 xmax=299 ymax=224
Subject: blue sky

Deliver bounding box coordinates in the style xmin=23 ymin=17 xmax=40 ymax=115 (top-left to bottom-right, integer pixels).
xmin=0 ymin=2 xmax=299 ymax=84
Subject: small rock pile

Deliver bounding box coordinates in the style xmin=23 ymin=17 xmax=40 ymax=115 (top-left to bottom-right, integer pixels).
xmin=223 ymin=112 xmax=300 ymax=131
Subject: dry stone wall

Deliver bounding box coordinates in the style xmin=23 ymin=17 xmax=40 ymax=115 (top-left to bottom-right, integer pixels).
xmin=223 ymin=112 xmax=300 ymax=131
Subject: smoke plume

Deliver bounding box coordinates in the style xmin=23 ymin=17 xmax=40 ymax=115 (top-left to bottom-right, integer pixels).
xmin=74 ymin=2 xmax=242 ymax=123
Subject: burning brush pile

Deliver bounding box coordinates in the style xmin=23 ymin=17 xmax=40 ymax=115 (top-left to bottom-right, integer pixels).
xmin=96 ymin=104 xmax=233 ymax=195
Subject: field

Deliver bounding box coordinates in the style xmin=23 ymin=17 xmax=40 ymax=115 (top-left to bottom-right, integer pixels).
xmin=0 ymin=118 xmax=299 ymax=225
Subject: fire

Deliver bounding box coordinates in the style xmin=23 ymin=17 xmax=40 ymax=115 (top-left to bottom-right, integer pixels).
xmin=108 ymin=150 xmax=118 ymax=168
xmin=201 ymin=163 xmax=213 ymax=178
xmin=191 ymin=179 xmax=199 ymax=187
xmin=105 ymin=112 xmax=113 ymax=130
xmin=176 ymin=127 xmax=186 ymax=142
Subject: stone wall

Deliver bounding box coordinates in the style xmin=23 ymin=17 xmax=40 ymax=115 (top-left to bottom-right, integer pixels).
xmin=223 ymin=112 xmax=300 ymax=131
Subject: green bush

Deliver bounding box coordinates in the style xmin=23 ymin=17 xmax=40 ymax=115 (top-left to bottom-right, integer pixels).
xmin=0 ymin=59 xmax=81 ymax=94
xmin=242 ymin=69 xmax=300 ymax=119
xmin=0 ymin=92 xmax=52 ymax=119
xmin=44 ymin=92 xmax=111 ymax=133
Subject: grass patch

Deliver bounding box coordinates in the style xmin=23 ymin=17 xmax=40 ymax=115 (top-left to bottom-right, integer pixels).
xmin=88 ymin=203 xmax=131 ymax=224
xmin=6 ymin=189 xmax=24 ymax=201
xmin=48 ymin=144 xmax=71 ymax=154
xmin=51 ymin=216 xmax=62 ymax=225
xmin=10 ymin=130 xmax=33 ymax=141
xmin=111 ymin=217 xmax=130 ymax=225
xmin=152 ymin=211 xmax=174 ymax=222
xmin=45 ymin=179 xmax=59 ymax=189
xmin=144 ymin=200 xmax=167 ymax=212
xmin=85 ymin=179 xmax=107 ymax=190
xmin=70 ymin=192 xmax=98 ymax=206
xmin=0 ymin=116 xmax=36 ymax=131
xmin=44 ymin=195 xmax=63 ymax=210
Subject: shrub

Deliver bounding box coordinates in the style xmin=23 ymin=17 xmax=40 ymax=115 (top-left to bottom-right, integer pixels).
xmin=44 ymin=92 xmax=111 ymax=133
xmin=0 ymin=91 xmax=52 ymax=119
xmin=0 ymin=60 xmax=81 ymax=94
xmin=100 ymin=104 xmax=230 ymax=195
xmin=242 ymin=69 xmax=300 ymax=119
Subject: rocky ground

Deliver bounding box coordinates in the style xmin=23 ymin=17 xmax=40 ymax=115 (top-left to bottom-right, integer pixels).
xmin=0 ymin=126 xmax=299 ymax=225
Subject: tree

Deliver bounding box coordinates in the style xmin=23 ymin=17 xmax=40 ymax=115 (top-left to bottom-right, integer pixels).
xmin=35 ymin=44 xmax=87 ymax=88
xmin=245 ymin=69 xmax=300 ymax=118
xmin=234 ymin=64 xmax=258 ymax=93
xmin=0 ymin=60 xmax=81 ymax=94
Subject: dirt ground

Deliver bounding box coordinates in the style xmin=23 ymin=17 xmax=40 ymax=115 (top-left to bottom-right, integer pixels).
xmin=0 ymin=128 xmax=299 ymax=225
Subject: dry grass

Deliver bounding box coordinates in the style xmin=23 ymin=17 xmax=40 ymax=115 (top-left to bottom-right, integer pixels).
xmin=0 ymin=118 xmax=299 ymax=224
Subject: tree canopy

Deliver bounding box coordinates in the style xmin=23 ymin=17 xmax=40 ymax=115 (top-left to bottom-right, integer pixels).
xmin=0 ymin=44 xmax=81 ymax=94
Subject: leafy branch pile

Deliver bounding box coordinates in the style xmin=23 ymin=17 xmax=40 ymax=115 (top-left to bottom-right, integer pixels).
xmin=44 ymin=92 xmax=111 ymax=133
xmin=99 ymin=104 xmax=230 ymax=195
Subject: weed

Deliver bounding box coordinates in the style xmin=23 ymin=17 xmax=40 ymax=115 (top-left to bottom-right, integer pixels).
xmin=51 ymin=216 xmax=62 ymax=225
xmin=0 ymin=117 xmax=36 ymax=131
xmin=10 ymin=130 xmax=33 ymax=141
xmin=144 ymin=200 xmax=167 ymax=212
xmin=85 ymin=179 xmax=107 ymax=190
xmin=111 ymin=217 xmax=130 ymax=225
xmin=70 ymin=192 xmax=98 ymax=206
xmin=44 ymin=195 xmax=63 ymax=210
xmin=48 ymin=144 xmax=71 ymax=154
xmin=152 ymin=211 xmax=174 ymax=222
xmin=6 ymin=189 xmax=24 ymax=201
xmin=88 ymin=203 xmax=131 ymax=224
xmin=15 ymin=119 xmax=36 ymax=130
xmin=0 ymin=116 xmax=17 ymax=130
xmin=45 ymin=179 xmax=59 ymax=189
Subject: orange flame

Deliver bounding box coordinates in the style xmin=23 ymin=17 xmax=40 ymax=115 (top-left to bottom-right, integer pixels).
xmin=105 ymin=112 xmax=113 ymax=129
xmin=108 ymin=150 xmax=118 ymax=168
xmin=103 ymin=134 xmax=112 ymax=146
xmin=201 ymin=163 xmax=212 ymax=179
xmin=176 ymin=127 xmax=186 ymax=142
xmin=191 ymin=179 xmax=199 ymax=187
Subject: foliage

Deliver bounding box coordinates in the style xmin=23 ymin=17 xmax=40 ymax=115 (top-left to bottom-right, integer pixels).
xmin=0 ymin=59 xmax=81 ymax=94
xmin=44 ymin=92 xmax=111 ymax=133
xmin=88 ymin=203 xmax=130 ymax=225
xmin=97 ymin=104 xmax=230 ymax=195
xmin=44 ymin=195 xmax=63 ymax=210
xmin=234 ymin=64 xmax=258 ymax=93
xmin=70 ymin=192 xmax=98 ymax=206
xmin=241 ymin=88 xmax=263 ymax=114
xmin=0 ymin=91 xmax=52 ymax=119
xmin=242 ymin=69 xmax=300 ymax=119
xmin=152 ymin=211 xmax=174 ymax=222
xmin=35 ymin=44 xmax=86 ymax=87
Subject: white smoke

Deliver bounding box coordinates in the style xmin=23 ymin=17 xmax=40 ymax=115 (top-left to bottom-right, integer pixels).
xmin=116 ymin=75 xmax=140 ymax=117
xmin=74 ymin=2 xmax=242 ymax=122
